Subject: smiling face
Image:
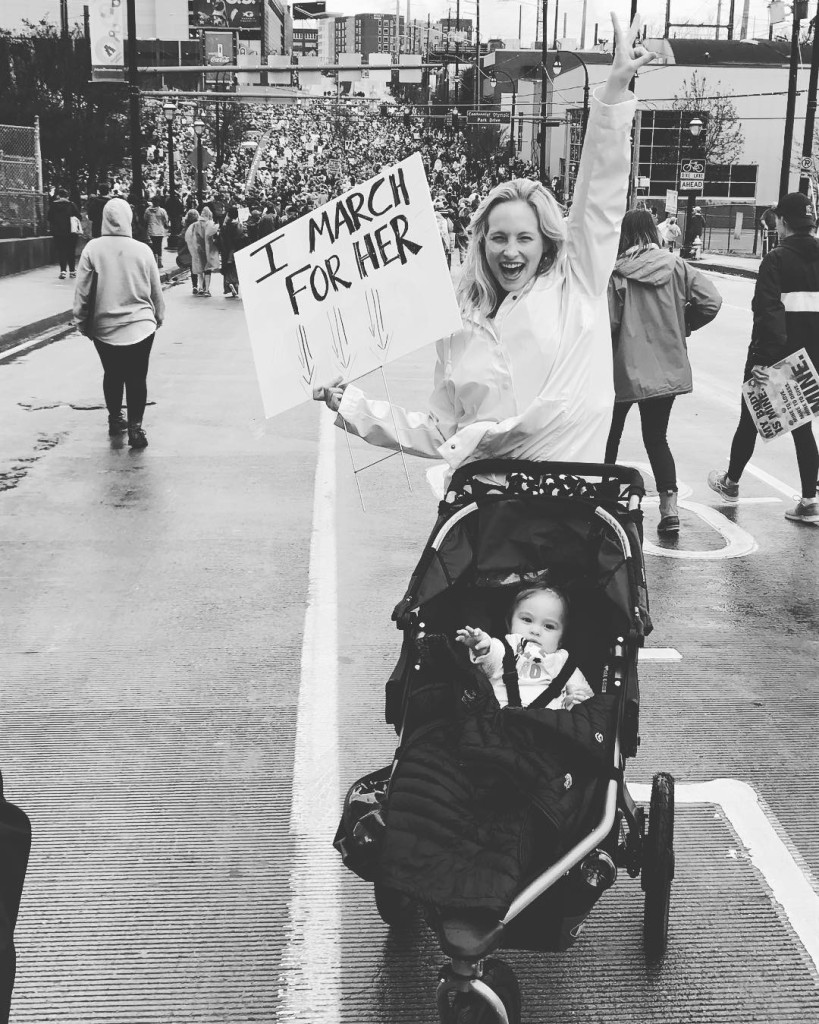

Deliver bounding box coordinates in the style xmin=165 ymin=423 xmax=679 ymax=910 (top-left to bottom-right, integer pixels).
xmin=510 ymin=590 xmax=566 ymax=654
xmin=484 ymin=199 xmax=546 ymax=293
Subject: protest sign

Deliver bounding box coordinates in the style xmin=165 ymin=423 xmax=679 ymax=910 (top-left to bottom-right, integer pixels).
xmin=235 ymin=151 xmax=463 ymax=418
xmin=741 ymin=348 xmax=819 ymax=442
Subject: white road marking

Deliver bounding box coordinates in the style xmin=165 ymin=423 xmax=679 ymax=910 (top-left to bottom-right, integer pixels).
xmin=630 ymin=779 xmax=819 ymax=975
xmin=279 ymin=411 xmax=342 ymax=1022
xmin=642 ymin=498 xmax=758 ymax=559
xmin=744 ymin=462 xmax=800 ymax=500
xmin=638 ymin=648 xmax=682 ymax=661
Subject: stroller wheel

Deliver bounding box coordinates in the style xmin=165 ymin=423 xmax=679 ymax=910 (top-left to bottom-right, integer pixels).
xmin=374 ymin=883 xmax=412 ymax=926
xmin=642 ymin=772 xmax=675 ymax=960
xmin=438 ymin=958 xmax=521 ymax=1024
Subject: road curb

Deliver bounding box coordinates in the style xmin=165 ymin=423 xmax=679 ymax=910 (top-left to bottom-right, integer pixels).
xmin=0 ymin=267 xmax=188 ymax=358
xmin=687 ymin=259 xmax=759 ymax=279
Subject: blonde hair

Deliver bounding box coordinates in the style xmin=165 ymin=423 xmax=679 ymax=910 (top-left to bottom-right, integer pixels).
xmin=456 ymin=178 xmax=567 ymax=319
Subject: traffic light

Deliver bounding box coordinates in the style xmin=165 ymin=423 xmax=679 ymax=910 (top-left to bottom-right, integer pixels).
xmin=403 ymin=112 xmax=411 ymax=128
xmin=450 ymin=110 xmax=459 ymax=131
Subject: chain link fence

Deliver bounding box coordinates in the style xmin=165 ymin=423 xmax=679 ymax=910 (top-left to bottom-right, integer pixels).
xmin=0 ymin=123 xmax=48 ymax=239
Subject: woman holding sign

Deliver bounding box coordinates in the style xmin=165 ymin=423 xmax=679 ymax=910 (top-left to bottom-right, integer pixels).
xmin=314 ymin=14 xmax=654 ymax=487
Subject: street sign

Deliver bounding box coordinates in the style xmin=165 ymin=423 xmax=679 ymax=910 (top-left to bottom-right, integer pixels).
xmin=799 ymin=155 xmax=816 ymax=173
xmin=666 ymin=189 xmax=678 ymax=214
xmin=466 ymin=111 xmax=511 ymax=126
xmin=679 ymin=158 xmax=706 ymax=193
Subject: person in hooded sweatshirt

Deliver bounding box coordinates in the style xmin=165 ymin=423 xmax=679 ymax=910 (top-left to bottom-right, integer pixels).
xmin=73 ymin=198 xmax=165 ymax=450
xmin=606 ymin=209 xmax=723 ymax=534
xmin=709 ymin=192 xmax=819 ymax=524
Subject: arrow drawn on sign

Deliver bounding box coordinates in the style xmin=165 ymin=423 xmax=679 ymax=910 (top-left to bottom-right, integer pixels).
xmin=328 ymin=307 xmax=354 ymax=375
xmin=365 ymin=288 xmax=393 ymax=361
xmin=296 ymin=324 xmax=315 ymax=391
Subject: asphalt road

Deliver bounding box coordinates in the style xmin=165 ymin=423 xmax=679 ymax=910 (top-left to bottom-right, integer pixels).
xmin=1 ymin=270 xmax=818 ymax=1023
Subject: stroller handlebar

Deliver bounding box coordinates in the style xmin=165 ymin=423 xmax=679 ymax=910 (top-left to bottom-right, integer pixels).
xmin=447 ymin=459 xmax=646 ymax=498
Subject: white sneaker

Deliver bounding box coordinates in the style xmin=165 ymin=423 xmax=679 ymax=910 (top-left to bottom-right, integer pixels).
xmin=784 ymin=498 xmax=819 ymax=523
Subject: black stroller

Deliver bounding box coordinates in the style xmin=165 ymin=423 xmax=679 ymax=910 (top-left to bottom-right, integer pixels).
xmin=335 ymin=460 xmax=675 ymax=1024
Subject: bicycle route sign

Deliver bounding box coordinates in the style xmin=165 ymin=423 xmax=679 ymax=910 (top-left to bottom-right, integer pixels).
xmin=467 ymin=111 xmax=511 ymax=126
xmin=679 ymin=158 xmax=706 ymax=192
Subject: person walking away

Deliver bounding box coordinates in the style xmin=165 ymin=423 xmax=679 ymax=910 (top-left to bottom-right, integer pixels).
xmin=48 ymin=188 xmax=81 ymax=279
xmin=245 ymin=204 xmax=263 ymax=245
xmin=708 ymin=192 xmax=819 ymax=523
xmin=86 ymin=182 xmax=111 ymax=239
xmin=176 ymin=209 xmax=201 ymax=293
xmin=313 ymin=13 xmax=655 ymax=495
xmin=685 ymin=205 xmax=706 ymax=258
xmin=144 ymin=195 xmax=170 ymax=268
xmin=660 ymin=215 xmax=682 ymax=252
xmin=219 ymin=206 xmax=245 ymax=298
xmin=606 ymin=210 xmax=723 ymax=534
xmin=72 ymin=198 xmax=165 ymax=449
xmin=185 ymin=207 xmax=221 ymax=297
xmin=758 ymin=205 xmax=779 ymax=256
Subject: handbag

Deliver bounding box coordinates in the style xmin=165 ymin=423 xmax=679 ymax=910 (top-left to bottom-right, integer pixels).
xmin=78 ymin=270 xmax=98 ymax=339
xmin=69 ymin=214 xmax=82 ymax=235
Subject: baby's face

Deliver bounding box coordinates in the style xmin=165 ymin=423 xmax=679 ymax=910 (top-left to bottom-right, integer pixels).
xmin=510 ymin=591 xmax=565 ymax=654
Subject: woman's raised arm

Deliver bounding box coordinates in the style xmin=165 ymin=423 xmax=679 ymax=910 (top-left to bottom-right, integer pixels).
xmin=565 ymin=13 xmax=655 ymax=296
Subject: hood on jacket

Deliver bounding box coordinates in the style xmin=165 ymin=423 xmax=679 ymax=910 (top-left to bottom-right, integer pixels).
xmin=782 ymin=233 xmax=819 ymax=262
xmin=101 ymin=198 xmax=133 ymax=236
xmin=613 ymin=246 xmax=677 ymax=286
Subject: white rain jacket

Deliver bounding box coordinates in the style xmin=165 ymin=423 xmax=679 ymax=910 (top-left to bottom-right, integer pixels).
xmin=335 ymin=90 xmax=637 ymax=479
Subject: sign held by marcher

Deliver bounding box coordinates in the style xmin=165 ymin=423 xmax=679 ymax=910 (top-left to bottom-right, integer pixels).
xmin=742 ymin=349 xmax=819 ymax=442
xmin=235 ymin=152 xmax=462 ymax=418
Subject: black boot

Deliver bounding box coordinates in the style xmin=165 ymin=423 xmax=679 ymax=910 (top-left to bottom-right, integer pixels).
xmin=108 ymin=412 xmax=128 ymax=436
xmin=128 ymin=423 xmax=148 ymax=449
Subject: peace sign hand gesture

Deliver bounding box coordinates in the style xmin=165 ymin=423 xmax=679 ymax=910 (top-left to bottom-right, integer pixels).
xmin=600 ymin=11 xmax=656 ymax=105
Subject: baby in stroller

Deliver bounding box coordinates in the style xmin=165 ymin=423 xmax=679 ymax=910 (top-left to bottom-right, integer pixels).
xmin=456 ymin=583 xmax=595 ymax=711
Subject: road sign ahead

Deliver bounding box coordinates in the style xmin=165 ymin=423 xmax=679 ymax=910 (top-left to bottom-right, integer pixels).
xmin=466 ymin=111 xmax=511 ymax=126
xmin=679 ymin=158 xmax=706 ymax=193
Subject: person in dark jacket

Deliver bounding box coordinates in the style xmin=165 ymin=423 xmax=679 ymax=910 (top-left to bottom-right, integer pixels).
xmin=86 ymin=182 xmax=111 ymax=239
xmin=685 ymin=205 xmax=706 ymax=258
xmin=219 ymin=206 xmax=245 ymax=297
xmin=709 ymin=192 xmax=819 ymax=523
xmin=48 ymin=188 xmax=81 ymax=279
xmin=244 ymin=205 xmax=263 ymax=245
xmin=606 ymin=210 xmax=722 ymax=533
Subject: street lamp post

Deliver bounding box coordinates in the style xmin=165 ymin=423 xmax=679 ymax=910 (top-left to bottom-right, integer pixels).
xmin=551 ymin=48 xmax=589 ymax=144
xmin=162 ymin=100 xmax=181 ymax=248
xmin=487 ymin=68 xmax=517 ymax=170
xmin=193 ymin=117 xmax=205 ymax=208
xmin=680 ymin=115 xmax=705 ymax=259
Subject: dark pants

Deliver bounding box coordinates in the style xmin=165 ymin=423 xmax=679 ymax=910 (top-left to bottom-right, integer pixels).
xmin=93 ymin=334 xmax=155 ymax=425
xmin=148 ymin=236 xmax=163 ymax=264
xmin=605 ymin=395 xmax=677 ymax=493
xmin=727 ymin=396 xmax=819 ymax=498
xmin=54 ymin=234 xmax=76 ymax=273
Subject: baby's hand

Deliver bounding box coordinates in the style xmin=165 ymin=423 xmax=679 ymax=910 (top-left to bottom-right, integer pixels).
xmin=563 ymin=677 xmax=594 ymax=709
xmin=455 ymin=626 xmax=490 ymax=653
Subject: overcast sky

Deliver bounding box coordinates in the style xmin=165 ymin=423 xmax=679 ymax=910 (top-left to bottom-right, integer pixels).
xmin=0 ymin=0 xmax=783 ymax=44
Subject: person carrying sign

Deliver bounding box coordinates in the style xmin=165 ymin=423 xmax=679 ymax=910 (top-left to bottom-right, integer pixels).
xmin=708 ymin=192 xmax=819 ymax=523
xmin=314 ymin=14 xmax=654 ymax=485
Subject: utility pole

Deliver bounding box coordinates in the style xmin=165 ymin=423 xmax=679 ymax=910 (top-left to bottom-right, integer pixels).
xmin=475 ymin=0 xmax=481 ymax=109
xmin=727 ymin=0 xmax=736 ymax=39
xmin=799 ymin=14 xmax=819 ymax=194
xmin=740 ymin=0 xmax=751 ymax=40
xmin=539 ymin=0 xmax=549 ymax=182
xmin=553 ymin=1 xmax=559 ymax=49
xmin=780 ymin=3 xmax=805 ymax=197
xmin=126 ymin=0 xmax=144 ymax=210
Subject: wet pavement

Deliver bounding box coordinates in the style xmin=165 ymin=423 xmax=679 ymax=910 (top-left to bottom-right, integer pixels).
xmin=1 ymin=269 xmax=818 ymax=1022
